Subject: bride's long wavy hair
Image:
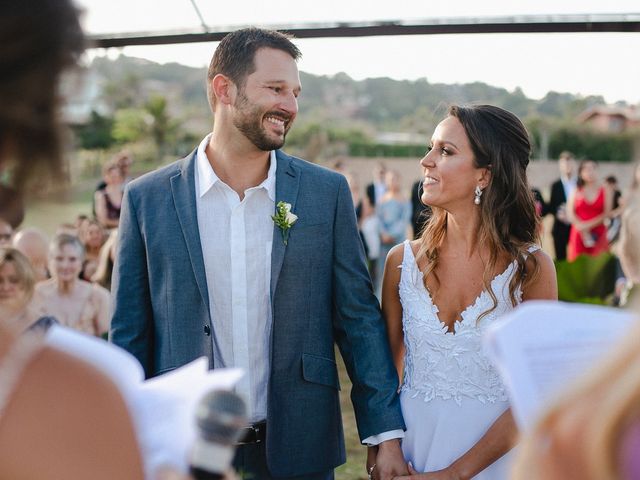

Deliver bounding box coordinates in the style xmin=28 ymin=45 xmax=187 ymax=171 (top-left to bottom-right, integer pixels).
xmin=415 ymin=105 xmax=540 ymax=320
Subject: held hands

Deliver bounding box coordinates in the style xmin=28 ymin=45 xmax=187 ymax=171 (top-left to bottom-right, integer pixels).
xmin=392 ymin=463 xmax=464 ymax=480
xmin=369 ymin=439 xmax=409 ymax=480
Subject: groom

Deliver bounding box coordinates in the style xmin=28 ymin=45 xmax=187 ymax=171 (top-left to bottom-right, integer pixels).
xmin=110 ymin=28 xmax=406 ymax=479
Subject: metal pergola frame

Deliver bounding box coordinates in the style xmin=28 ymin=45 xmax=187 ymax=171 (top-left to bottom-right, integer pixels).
xmin=89 ymin=13 xmax=640 ymax=48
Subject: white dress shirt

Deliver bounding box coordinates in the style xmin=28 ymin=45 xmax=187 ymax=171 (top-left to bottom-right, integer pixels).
xmin=195 ymin=134 xmax=275 ymax=422
xmin=195 ymin=134 xmax=402 ymax=443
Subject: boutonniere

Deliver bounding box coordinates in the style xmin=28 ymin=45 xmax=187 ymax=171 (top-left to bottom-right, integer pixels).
xmin=272 ymin=201 xmax=298 ymax=245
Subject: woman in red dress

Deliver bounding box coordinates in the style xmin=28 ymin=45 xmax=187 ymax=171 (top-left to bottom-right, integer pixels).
xmin=567 ymin=160 xmax=612 ymax=261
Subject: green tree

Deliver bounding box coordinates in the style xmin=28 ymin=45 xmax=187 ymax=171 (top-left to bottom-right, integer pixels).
xmin=112 ymin=108 xmax=149 ymax=144
xmin=145 ymin=95 xmax=174 ymax=155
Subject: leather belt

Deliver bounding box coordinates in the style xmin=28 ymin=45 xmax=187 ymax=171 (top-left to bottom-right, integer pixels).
xmin=236 ymin=421 xmax=266 ymax=445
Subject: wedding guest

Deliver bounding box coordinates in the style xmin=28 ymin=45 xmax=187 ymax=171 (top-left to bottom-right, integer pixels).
xmin=366 ymin=162 xmax=387 ymax=207
xmin=377 ymin=105 xmax=557 ymax=479
xmin=94 ymin=159 xmax=124 ymax=229
xmin=91 ymin=229 xmax=118 ymax=291
xmin=410 ymin=178 xmax=431 ymax=238
xmin=548 ymin=151 xmax=577 ymax=260
xmin=34 ymin=234 xmax=110 ymax=337
xmin=513 ymin=192 xmax=640 ymax=480
xmin=0 ymin=247 xmax=55 ymax=332
xmin=345 ymin=171 xmax=372 ymax=259
xmin=0 ymin=1 xmax=144 ymax=478
xmin=79 ymin=219 xmax=106 ymax=281
xmin=111 ymin=27 xmax=406 ymax=479
xmin=12 ymin=228 xmax=50 ymax=282
xmin=566 ymin=160 xmax=612 ymax=261
xmin=375 ymin=169 xmax=411 ymax=296
xmin=0 ymin=218 xmax=13 ymax=247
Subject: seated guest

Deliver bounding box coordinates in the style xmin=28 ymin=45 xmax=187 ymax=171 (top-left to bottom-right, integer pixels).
xmin=0 ymin=218 xmax=13 ymax=247
xmin=12 ymin=228 xmax=50 ymax=282
xmin=79 ymin=219 xmax=105 ymax=281
xmin=34 ymin=234 xmax=110 ymax=337
xmin=91 ymin=229 xmax=118 ymax=291
xmin=0 ymin=247 xmax=55 ymax=332
xmin=94 ymin=159 xmax=124 ymax=229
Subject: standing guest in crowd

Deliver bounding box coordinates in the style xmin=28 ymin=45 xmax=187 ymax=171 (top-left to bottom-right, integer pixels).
xmin=94 ymin=159 xmax=124 ymax=229
xmin=12 ymin=228 xmax=50 ymax=282
xmin=0 ymin=247 xmax=56 ymax=332
xmin=548 ymin=151 xmax=577 ymax=261
xmin=567 ymin=160 xmax=612 ymax=262
xmin=378 ymin=105 xmax=557 ymax=479
xmin=79 ymin=219 xmax=106 ymax=281
xmin=410 ymin=178 xmax=431 ymax=238
xmin=0 ymin=218 xmax=14 ymax=247
xmin=0 ymin=1 xmax=144 ymax=478
xmin=605 ymin=175 xmax=623 ymax=244
xmin=111 ymin=27 xmax=407 ymax=480
xmin=375 ymin=169 xmax=411 ymax=296
xmin=513 ymin=192 xmax=640 ymax=480
xmin=366 ymin=162 xmax=387 ymax=207
xmin=345 ymin=171 xmax=372 ymax=259
xmin=34 ymin=234 xmax=110 ymax=337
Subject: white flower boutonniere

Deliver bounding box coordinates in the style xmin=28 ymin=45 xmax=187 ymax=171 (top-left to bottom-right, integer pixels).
xmin=272 ymin=201 xmax=298 ymax=245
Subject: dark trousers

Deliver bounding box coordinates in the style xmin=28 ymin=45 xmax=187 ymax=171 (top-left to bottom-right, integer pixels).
xmin=553 ymin=224 xmax=571 ymax=261
xmin=233 ymin=443 xmax=334 ymax=480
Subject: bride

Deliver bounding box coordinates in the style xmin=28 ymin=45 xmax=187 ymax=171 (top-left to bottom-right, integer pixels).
xmin=380 ymin=105 xmax=557 ymax=479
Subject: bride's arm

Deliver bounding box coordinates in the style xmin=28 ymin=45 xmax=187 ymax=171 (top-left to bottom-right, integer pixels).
xmin=381 ymin=243 xmax=406 ymax=382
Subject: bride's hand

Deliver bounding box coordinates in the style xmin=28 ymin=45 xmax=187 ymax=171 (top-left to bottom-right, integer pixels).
xmin=392 ymin=462 xmax=464 ymax=480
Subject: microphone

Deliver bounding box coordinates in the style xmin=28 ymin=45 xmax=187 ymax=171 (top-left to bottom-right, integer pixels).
xmin=190 ymin=389 xmax=247 ymax=480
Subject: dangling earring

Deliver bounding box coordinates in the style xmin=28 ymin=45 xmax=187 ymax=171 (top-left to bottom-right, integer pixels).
xmin=474 ymin=186 xmax=483 ymax=205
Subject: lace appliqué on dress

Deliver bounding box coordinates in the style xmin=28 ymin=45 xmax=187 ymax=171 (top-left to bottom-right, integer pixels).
xmin=399 ymin=241 xmax=537 ymax=406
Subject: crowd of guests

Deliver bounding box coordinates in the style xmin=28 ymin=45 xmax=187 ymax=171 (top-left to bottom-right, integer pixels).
xmin=0 ymin=152 xmax=128 ymax=338
xmin=341 ymin=162 xmax=430 ymax=296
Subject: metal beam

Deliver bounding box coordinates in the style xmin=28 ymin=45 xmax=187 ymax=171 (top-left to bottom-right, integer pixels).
xmin=89 ymin=14 xmax=640 ymax=48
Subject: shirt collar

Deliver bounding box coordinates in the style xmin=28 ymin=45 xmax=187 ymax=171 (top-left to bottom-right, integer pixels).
xmin=196 ymin=133 xmax=277 ymax=201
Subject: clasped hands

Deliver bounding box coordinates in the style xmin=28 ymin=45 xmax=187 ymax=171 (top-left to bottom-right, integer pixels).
xmin=367 ymin=441 xmax=464 ymax=480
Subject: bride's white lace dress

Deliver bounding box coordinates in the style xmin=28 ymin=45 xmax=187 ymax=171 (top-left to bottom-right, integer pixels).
xmin=399 ymin=241 xmax=536 ymax=478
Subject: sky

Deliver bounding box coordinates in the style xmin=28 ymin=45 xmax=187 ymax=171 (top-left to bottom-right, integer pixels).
xmin=76 ymin=0 xmax=640 ymax=104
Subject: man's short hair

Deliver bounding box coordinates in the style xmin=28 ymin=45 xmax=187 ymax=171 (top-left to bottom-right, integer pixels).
xmin=206 ymin=27 xmax=301 ymax=110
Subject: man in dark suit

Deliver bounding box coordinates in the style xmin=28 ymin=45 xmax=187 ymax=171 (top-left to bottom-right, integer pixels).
xmin=110 ymin=28 xmax=405 ymax=480
xmin=410 ymin=179 xmax=431 ymax=238
xmin=548 ymin=151 xmax=577 ymax=261
xmin=366 ymin=162 xmax=387 ymax=207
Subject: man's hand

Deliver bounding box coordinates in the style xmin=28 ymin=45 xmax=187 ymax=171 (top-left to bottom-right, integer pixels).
xmin=373 ymin=439 xmax=408 ymax=480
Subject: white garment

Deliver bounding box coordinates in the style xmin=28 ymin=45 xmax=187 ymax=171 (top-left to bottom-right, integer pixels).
xmin=398 ymin=241 xmax=538 ymax=478
xmin=195 ymin=134 xmax=276 ymax=422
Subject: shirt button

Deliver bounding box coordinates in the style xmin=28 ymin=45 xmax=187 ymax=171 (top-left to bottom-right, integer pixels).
xmin=204 ymin=325 xmax=211 ymax=336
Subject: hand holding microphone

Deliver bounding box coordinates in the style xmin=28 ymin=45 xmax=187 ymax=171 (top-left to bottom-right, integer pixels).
xmin=189 ymin=390 xmax=247 ymax=480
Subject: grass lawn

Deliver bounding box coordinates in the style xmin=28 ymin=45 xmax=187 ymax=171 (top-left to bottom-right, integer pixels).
xmin=336 ymin=354 xmax=369 ymax=480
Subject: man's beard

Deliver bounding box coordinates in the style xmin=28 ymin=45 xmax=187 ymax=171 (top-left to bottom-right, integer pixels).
xmin=233 ymin=91 xmax=292 ymax=151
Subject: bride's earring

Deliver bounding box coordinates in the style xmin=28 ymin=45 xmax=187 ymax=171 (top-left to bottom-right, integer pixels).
xmin=474 ymin=186 xmax=483 ymax=205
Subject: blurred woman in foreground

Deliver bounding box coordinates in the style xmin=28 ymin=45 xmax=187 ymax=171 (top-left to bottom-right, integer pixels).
xmin=0 ymin=1 xmax=143 ymax=478
xmin=513 ymin=192 xmax=640 ymax=480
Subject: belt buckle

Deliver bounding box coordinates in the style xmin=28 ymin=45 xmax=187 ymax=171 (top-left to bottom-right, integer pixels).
xmin=237 ymin=422 xmax=264 ymax=445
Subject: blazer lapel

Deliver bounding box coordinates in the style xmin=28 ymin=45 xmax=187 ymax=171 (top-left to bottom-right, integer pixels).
xmin=271 ymin=151 xmax=300 ymax=300
xmin=170 ymin=151 xmax=210 ymax=312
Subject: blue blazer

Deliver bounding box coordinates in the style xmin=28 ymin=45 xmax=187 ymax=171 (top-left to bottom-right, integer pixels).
xmin=110 ymin=149 xmax=405 ymax=477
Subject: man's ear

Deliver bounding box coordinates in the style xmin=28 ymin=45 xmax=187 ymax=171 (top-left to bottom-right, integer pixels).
xmin=211 ymin=74 xmax=236 ymax=106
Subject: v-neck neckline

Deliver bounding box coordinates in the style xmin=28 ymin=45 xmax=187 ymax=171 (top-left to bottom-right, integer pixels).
xmin=404 ymin=241 xmax=515 ymax=335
